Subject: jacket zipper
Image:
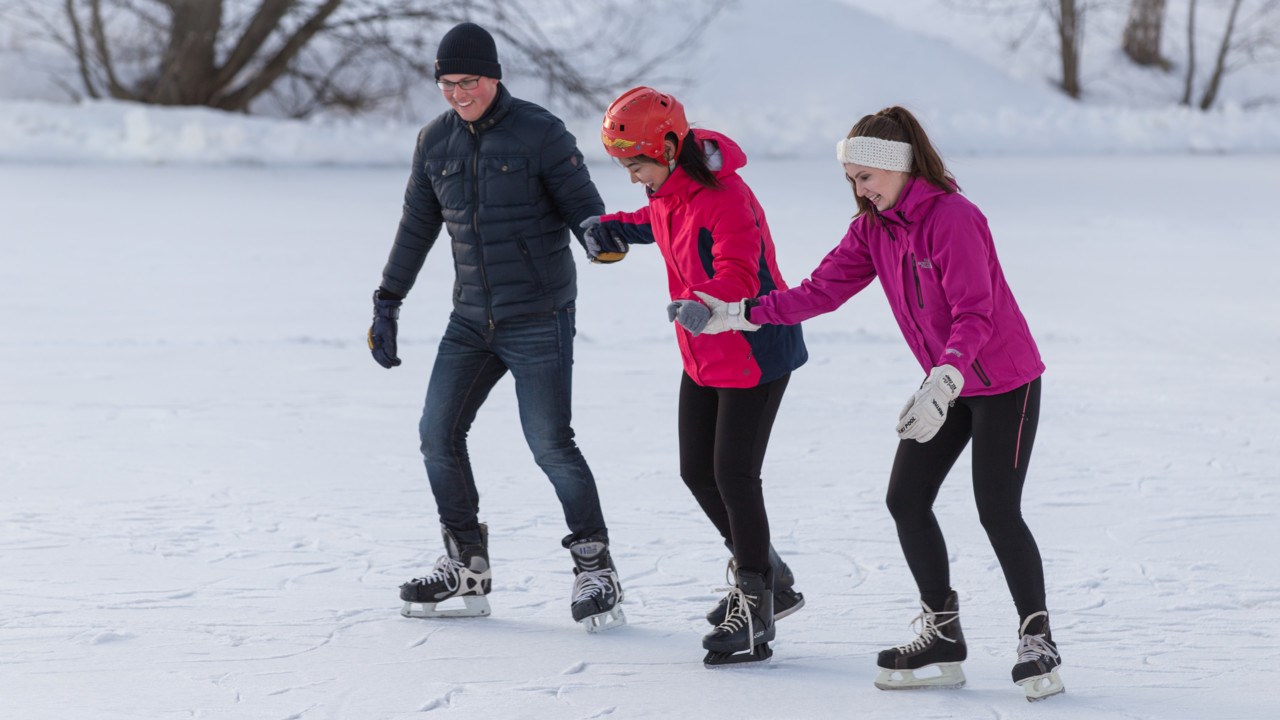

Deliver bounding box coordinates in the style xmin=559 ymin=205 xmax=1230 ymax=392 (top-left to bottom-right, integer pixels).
xmin=910 ymin=252 xmax=924 ymax=308
xmin=970 ymin=359 xmax=992 ymax=387
xmin=468 ymin=122 xmax=495 ymax=329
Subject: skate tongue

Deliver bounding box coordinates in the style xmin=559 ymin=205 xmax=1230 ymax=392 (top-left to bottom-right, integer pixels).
xmin=570 ymin=541 xmax=608 ymax=570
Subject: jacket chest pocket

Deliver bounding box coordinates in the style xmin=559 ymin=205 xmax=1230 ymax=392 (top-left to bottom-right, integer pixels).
xmin=481 ymin=156 xmax=532 ymax=207
xmin=426 ymin=159 xmax=469 ymax=210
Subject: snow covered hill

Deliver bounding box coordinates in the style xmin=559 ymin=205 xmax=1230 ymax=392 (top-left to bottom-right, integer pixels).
xmin=1 ymin=0 xmax=1278 ymax=164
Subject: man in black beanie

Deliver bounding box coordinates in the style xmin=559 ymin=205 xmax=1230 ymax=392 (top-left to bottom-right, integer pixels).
xmin=368 ymin=21 xmax=625 ymax=634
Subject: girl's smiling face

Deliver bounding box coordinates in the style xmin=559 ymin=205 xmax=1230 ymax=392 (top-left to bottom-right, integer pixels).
xmin=620 ymin=139 xmax=676 ymax=193
xmin=844 ymin=162 xmax=910 ymax=211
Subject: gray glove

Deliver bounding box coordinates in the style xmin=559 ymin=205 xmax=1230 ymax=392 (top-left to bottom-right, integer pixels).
xmin=667 ymin=299 xmax=712 ymax=335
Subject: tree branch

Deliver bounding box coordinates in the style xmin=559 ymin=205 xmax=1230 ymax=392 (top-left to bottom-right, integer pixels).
xmin=213 ymin=0 xmax=295 ymax=90
xmin=214 ymin=0 xmax=344 ymax=111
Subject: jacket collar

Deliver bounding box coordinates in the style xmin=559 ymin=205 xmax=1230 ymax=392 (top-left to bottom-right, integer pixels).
xmin=464 ymin=83 xmax=512 ymax=134
xmin=876 ymin=175 xmax=951 ymax=227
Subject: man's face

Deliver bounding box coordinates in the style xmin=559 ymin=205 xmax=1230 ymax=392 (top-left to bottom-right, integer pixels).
xmin=438 ymin=74 xmax=500 ymax=122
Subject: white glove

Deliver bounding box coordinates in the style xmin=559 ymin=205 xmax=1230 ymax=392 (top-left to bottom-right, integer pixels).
xmin=896 ymin=364 xmax=965 ymax=443
xmin=693 ymin=291 xmax=761 ymax=334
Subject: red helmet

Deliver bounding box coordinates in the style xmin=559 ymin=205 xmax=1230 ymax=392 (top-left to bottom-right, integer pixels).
xmin=601 ymin=86 xmax=688 ymax=160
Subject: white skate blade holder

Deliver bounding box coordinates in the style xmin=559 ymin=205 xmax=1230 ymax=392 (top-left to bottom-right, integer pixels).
xmin=1018 ymin=669 xmax=1065 ymax=701
xmin=874 ymin=662 xmax=967 ymax=690
xmin=579 ymin=605 xmax=627 ymax=633
xmin=401 ymin=595 xmax=491 ymax=619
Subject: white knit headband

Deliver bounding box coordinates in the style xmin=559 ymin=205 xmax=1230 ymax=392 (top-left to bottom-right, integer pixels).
xmin=835 ymin=136 xmax=913 ymax=172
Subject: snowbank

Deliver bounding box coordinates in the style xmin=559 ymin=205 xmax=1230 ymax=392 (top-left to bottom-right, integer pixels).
xmin=1 ymin=0 xmax=1278 ymax=166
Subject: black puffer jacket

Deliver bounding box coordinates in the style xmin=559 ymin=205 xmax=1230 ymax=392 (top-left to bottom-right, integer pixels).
xmin=380 ymin=85 xmax=604 ymax=325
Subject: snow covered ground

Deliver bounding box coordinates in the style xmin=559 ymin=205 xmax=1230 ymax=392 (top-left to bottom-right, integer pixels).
xmin=1 ymin=0 xmax=1278 ymax=717
xmin=2 ymin=152 xmax=1278 ymax=719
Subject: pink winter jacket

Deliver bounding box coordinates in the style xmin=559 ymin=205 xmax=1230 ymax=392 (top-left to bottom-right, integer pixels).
xmin=600 ymin=129 xmax=807 ymax=388
xmin=750 ymin=176 xmax=1043 ymax=396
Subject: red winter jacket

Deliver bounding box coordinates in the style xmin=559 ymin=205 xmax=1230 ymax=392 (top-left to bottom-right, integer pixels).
xmin=600 ymin=129 xmax=806 ymax=388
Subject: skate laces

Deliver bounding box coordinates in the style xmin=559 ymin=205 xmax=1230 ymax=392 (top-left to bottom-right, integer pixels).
xmin=1017 ymin=611 xmax=1058 ymax=664
xmin=1017 ymin=633 xmax=1058 ymax=663
xmin=712 ymin=585 xmax=757 ymax=638
xmin=572 ymin=569 xmax=616 ymax=604
xmin=411 ymin=554 xmax=465 ymax=593
xmin=895 ymin=608 xmax=960 ymax=654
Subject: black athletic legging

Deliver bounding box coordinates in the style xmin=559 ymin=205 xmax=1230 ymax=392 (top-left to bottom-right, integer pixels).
xmin=886 ymin=377 xmax=1045 ymax=619
xmin=678 ymin=372 xmax=790 ymax=575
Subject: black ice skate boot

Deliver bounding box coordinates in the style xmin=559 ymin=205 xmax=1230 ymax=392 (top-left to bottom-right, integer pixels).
xmin=567 ymin=537 xmax=626 ymax=633
xmin=703 ymin=567 xmax=775 ymax=666
xmin=707 ymin=545 xmax=805 ymax=626
xmin=399 ymin=523 xmax=492 ymax=618
xmin=874 ymin=590 xmax=967 ymax=690
xmin=1012 ymin=611 xmax=1065 ymax=701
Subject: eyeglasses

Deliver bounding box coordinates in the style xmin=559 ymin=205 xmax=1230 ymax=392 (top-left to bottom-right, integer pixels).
xmin=437 ymin=77 xmax=481 ymax=92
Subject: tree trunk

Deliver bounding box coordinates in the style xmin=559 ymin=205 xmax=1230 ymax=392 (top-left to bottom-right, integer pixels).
xmin=1199 ymin=0 xmax=1245 ymax=110
xmin=1122 ymin=0 xmax=1171 ymax=70
xmin=1057 ymin=0 xmax=1082 ymax=98
xmin=1181 ymin=0 xmax=1196 ymax=105
xmin=148 ymin=0 xmax=224 ymax=105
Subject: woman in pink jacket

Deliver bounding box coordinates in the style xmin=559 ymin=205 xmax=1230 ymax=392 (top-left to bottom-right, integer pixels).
xmin=582 ymin=87 xmax=808 ymax=666
xmin=701 ymin=106 xmax=1063 ymax=700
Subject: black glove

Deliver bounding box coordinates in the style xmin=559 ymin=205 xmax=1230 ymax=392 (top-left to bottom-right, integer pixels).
xmin=581 ymin=216 xmax=628 ymax=264
xmin=368 ymin=289 xmax=402 ymax=368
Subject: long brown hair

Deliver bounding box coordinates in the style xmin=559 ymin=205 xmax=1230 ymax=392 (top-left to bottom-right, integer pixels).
xmin=845 ymin=106 xmax=956 ymax=217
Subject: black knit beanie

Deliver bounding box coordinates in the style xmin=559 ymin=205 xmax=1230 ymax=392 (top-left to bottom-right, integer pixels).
xmin=434 ymin=22 xmax=502 ymax=80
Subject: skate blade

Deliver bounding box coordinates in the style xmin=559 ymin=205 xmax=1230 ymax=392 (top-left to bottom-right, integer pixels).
xmin=1018 ymin=669 xmax=1065 ymax=701
xmin=401 ymin=595 xmax=491 ymax=619
xmin=703 ymin=642 xmax=773 ymax=667
xmin=874 ymin=663 xmax=966 ymax=690
xmin=579 ymin=606 xmax=627 ymax=633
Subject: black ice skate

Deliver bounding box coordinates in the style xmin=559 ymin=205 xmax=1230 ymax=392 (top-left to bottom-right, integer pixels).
xmin=706 ymin=546 xmax=805 ymax=626
xmin=703 ymin=568 xmax=775 ymax=667
xmin=399 ymin=523 xmax=492 ymax=618
xmin=874 ymin=590 xmax=967 ymax=690
xmin=1012 ymin=610 xmax=1065 ymax=701
xmin=568 ymin=537 xmax=626 ymax=633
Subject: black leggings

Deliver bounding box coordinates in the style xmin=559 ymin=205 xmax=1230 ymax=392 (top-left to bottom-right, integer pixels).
xmin=678 ymin=372 xmax=789 ymax=575
xmin=886 ymin=378 xmax=1045 ymax=619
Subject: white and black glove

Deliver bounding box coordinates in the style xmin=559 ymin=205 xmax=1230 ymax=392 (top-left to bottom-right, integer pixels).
xmin=896 ymin=364 xmax=964 ymax=442
xmin=692 ymin=291 xmax=760 ymax=334
xmin=580 ymin=216 xmax=628 ymax=264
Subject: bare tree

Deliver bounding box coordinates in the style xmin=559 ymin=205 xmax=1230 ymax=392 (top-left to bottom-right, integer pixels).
xmin=1049 ymin=0 xmax=1084 ymax=97
xmin=1198 ymin=0 xmax=1246 ymax=108
xmin=942 ymin=0 xmax=1092 ymax=99
xmin=12 ymin=0 xmax=730 ymax=117
xmin=1122 ymin=0 xmax=1172 ymax=69
xmin=1182 ymin=0 xmax=1280 ymax=109
xmin=1182 ymin=0 xmax=1197 ymax=104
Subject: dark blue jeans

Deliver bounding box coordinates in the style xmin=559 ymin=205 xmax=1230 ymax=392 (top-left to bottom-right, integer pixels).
xmin=419 ymin=307 xmax=607 ymax=545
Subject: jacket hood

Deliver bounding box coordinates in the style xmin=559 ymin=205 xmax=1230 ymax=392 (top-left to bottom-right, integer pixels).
xmin=878 ymin=175 xmax=957 ymax=227
xmin=692 ymin=128 xmax=747 ymax=177
xmin=650 ymin=128 xmax=747 ymax=199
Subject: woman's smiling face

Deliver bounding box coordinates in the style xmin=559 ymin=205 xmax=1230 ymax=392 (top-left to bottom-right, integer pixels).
xmin=844 ymin=162 xmax=910 ymax=211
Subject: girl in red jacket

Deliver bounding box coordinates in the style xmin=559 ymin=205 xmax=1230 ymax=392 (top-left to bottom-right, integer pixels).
xmin=582 ymin=87 xmax=808 ymax=665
